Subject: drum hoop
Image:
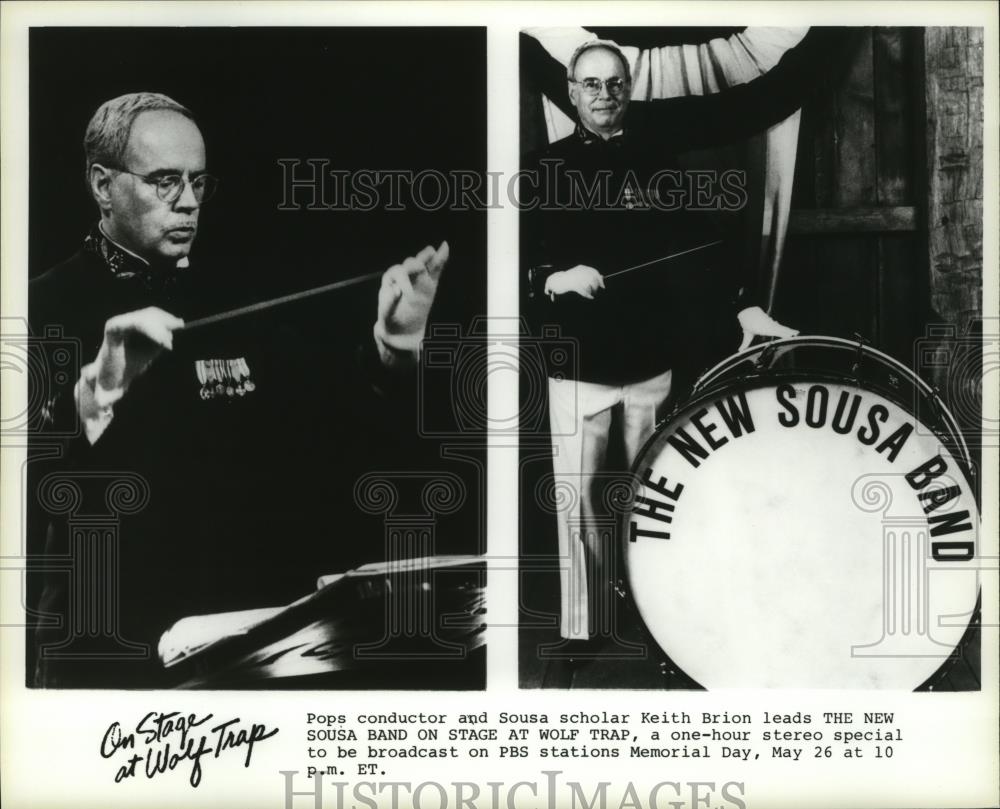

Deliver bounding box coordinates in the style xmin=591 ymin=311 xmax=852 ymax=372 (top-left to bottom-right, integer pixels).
xmin=621 ymin=362 xmax=981 ymax=689
xmin=697 ymin=335 xmax=931 ymax=394
xmin=689 ymin=335 xmax=975 ymax=486
xmin=623 ymin=336 xmax=979 ymax=690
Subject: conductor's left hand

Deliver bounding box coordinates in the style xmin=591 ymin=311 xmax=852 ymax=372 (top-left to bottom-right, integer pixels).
xmin=374 ymin=241 xmax=449 ymax=367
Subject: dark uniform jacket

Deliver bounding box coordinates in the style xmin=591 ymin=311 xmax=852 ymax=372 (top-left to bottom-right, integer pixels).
xmin=521 ymin=27 xmax=844 ymax=385
xmin=28 ymin=230 xmax=405 ymax=687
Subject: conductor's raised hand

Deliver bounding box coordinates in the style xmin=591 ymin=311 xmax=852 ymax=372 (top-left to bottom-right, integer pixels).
xmin=95 ymin=306 xmax=185 ymax=394
xmin=374 ymin=241 xmax=449 ymax=367
xmin=737 ymin=305 xmax=799 ymax=352
xmin=544 ymin=265 xmax=605 ymax=301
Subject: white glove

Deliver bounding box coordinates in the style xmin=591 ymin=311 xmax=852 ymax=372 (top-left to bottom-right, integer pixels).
xmin=737 ymin=306 xmax=799 ymax=351
xmin=374 ymin=241 xmax=448 ymax=367
xmin=543 ymin=265 xmax=605 ymax=301
xmin=76 ymin=306 xmax=184 ymax=444
xmin=95 ymin=306 xmax=184 ymax=396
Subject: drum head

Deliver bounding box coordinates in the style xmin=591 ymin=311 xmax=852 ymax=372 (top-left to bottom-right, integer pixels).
xmin=625 ymin=380 xmax=980 ymax=689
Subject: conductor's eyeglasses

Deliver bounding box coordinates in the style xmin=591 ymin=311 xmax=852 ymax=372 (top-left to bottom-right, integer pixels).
xmin=113 ymin=168 xmax=219 ymax=204
xmin=572 ymin=77 xmax=628 ymax=96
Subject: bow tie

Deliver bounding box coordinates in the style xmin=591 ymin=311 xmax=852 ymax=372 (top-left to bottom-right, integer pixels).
xmin=575 ymin=124 xmax=626 ymax=147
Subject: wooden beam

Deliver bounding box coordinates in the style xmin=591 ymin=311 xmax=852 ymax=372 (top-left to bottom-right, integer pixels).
xmin=788 ymin=206 xmax=917 ymax=234
xmin=921 ymin=26 xmax=984 ymax=446
xmin=924 ymin=26 xmax=984 ymax=333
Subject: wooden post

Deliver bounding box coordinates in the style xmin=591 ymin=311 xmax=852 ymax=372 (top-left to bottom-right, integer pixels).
xmin=922 ymin=27 xmax=984 ymax=472
xmin=924 ymin=27 xmax=984 ymax=334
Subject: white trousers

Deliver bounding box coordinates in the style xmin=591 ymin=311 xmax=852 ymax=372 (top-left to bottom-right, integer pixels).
xmin=547 ymin=370 xmax=673 ymax=639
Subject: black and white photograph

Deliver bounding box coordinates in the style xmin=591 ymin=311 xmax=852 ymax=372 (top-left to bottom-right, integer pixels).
xmin=21 ymin=26 xmax=487 ymax=690
xmin=0 ymin=4 xmax=996 ymax=809
xmin=518 ymin=25 xmax=985 ymax=690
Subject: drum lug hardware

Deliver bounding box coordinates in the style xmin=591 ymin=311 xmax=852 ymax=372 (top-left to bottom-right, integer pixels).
xmin=755 ymin=342 xmax=778 ymax=371
xmin=852 ymin=334 xmax=871 ymax=383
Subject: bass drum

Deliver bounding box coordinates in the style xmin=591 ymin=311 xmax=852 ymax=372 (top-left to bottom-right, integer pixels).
xmin=623 ymin=336 xmax=980 ymax=689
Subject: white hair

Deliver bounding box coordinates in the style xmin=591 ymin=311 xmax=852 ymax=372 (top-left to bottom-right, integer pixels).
xmin=566 ymin=40 xmax=631 ymax=85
